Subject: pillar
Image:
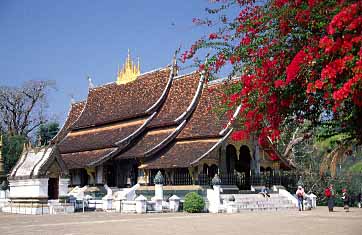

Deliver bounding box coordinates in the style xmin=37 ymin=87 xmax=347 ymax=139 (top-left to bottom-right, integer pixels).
xmin=219 ymin=144 xmax=227 ymax=174
xmin=154 ymin=171 xmax=164 ymax=200
xmin=254 ymin=142 xmax=261 ymax=174
xmin=59 ymin=178 xmax=70 ymax=199
xmin=96 ymin=166 xmax=103 ymax=184
xmin=135 ymin=195 xmax=147 ymax=213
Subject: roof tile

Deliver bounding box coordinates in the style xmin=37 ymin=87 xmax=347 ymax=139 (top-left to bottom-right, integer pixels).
xmin=62 ymin=148 xmax=116 ymax=169
xmin=144 ymin=140 xmax=219 ymax=169
xmin=73 ymin=68 xmax=170 ymax=129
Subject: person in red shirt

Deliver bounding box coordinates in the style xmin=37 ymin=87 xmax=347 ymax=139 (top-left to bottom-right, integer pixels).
xmin=296 ymin=186 xmax=305 ymax=211
xmin=325 ymin=184 xmax=335 ymax=212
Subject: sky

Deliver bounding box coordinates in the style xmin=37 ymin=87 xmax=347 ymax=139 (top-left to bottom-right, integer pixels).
xmin=0 ymin=0 xmax=211 ymax=124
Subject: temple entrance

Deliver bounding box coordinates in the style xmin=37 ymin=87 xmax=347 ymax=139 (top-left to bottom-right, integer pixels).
xmin=106 ymin=165 xmax=116 ymax=187
xmin=235 ymin=145 xmax=251 ymax=173
xmin=202 ymin=164 xmax=218 ymax=177
xmin=236 ymin=145 xmax=252 ymax=190
xmin=226 ymin=145 xmax=237 ymax=174
xmin=80 ymin=169 xmax=88 ymax=187
xmin=48 ymin=177 xmax=59 ymax=199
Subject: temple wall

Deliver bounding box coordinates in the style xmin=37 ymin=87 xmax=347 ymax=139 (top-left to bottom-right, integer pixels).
xmin=9 ymin=178 xmax=49 ymax=199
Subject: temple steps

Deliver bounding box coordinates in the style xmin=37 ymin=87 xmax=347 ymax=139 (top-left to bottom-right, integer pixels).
xmin=219 ymin=193 xmax=296 ymax=213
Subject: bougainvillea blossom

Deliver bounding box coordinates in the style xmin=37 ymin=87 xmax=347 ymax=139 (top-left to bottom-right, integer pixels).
xmin=182 ymin=0 xmax=362 ymax=144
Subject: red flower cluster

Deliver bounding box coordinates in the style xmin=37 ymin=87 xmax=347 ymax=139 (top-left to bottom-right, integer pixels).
xmin=333 ymin=73 xmax=362 ymax=109
xmin=328 ymin=3 xmax=361 ymax=34
xmin=186 ymin=0 xmax=362 ymax=144
xmin=321 ymin=55 xmax=354 ymax=83
xmin=286 ymin=47 xmax=313 ymax=85
xmin=295 ymin=10 xmax=310 ymax=24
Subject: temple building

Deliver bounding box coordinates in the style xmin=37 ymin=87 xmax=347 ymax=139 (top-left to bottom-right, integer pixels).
xmin=46 ymin=51 xmax=291 ymax=194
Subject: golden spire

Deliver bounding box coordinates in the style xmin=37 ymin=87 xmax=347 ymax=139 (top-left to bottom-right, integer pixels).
xmin=116 ymin=49 xmax=141 ymax=85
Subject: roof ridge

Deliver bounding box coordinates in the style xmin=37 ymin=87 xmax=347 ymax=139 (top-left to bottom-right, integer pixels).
xmin=89 ymin=66 xmax=170 ymax=91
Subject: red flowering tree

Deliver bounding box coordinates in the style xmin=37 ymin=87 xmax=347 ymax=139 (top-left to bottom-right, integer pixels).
xmin=183 ymin=0 xmax=362 ymax=145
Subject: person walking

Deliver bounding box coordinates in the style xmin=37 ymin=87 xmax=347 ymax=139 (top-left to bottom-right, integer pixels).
xmin=358 ymin=192 xmax=362 ymax=208
xmin=342 ymin=188 xmax=350 ymax=212
xmin=296 ymin=186 xmax=305 ymax=211
xmin=325 ymin=184 xmax=335 ymax=212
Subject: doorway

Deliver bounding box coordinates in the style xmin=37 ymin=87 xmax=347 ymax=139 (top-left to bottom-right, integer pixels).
xmin=236 ymin=145 xmax=252 ymax=190
xmin=48 ymin=177 xmax=59 ymax=199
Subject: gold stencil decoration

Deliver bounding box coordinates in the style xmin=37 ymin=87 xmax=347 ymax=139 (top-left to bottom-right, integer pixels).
xmin=116 ymin=49 xmax=140 ymax=85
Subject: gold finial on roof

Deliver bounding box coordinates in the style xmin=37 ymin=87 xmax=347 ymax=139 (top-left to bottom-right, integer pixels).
xmin=116 ymin=49 xmax=141 ymax=85
xmin=137 ymin=57 xmax=140 ymax=72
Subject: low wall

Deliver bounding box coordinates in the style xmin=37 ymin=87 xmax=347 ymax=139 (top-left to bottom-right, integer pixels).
xmin=9 ymin=178 xmax=49 ymax=199
xmin=137 ymin=185 xmax=207 ymax=200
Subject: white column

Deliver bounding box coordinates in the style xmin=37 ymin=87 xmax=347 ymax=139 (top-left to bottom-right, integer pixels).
xmin=135 ymin=195 xmax=147 ymax=213
xmin=208 ymin=185 xmax=221 ymax=213
xmin=155 ymin=184 xmax=163 ymax=200
xmin=59 ymin=178 xmax=70 ymax=198
xmin=96 ymin=166 xmax=103 ymax=184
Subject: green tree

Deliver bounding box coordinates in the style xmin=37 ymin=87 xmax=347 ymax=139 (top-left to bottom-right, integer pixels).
xmin=36 ymin=122 xmax=59 ymax=146
xmin=2 ymin=134 xmax=26 ymax=174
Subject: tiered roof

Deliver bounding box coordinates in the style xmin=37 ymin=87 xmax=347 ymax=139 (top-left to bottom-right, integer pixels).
xmin=56 ymin=67 xmax=173 ymax=168
xmin=73 ymin=68 xmax=171 ymax=129
xmin=56 ymin=58 xmax=288 ymax=170
xmin=141 ymin=82 xmax=233 ymax=169
xmin=51 ymin=101 xmax=85 ymax=144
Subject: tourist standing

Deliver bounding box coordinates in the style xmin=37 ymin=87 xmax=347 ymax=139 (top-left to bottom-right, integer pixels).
xmin=296 ymin=186 xmax=305 ymax=211
xmin=325 ymin=184 xmax=335 ymax=212
xmin=357 ymin=192 xmax=361 ymax=208
xmin=342 ymin=188 xmax=350 ymax=212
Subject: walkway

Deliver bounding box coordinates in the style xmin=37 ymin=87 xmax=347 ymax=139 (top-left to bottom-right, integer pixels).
xmin=0 ymin=207 xmax=361 ymax=235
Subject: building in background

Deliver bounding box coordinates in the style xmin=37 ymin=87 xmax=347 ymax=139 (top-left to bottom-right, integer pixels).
xmin=8 ymin=51 xmax=292 ymax=202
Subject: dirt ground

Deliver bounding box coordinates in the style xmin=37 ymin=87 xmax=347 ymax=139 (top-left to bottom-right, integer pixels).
xmin=0 ymin=206 xmax=361 ymax=235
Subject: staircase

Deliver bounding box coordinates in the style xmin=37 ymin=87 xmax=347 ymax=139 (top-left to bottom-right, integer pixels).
xmin=220 ymin=193 xmax=296 ymax=212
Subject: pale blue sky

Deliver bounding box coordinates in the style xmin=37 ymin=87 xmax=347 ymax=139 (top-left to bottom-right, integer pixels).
xmin=0 ymin=0 xmax=211 ymax=123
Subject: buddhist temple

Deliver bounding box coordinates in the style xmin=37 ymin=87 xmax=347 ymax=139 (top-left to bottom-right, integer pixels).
xmin=48 ymin=51 xmax=291 ymax=192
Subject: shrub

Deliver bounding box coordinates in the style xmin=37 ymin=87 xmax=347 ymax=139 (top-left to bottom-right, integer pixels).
xmin=183 ymin=192 xmax=205 ymax=213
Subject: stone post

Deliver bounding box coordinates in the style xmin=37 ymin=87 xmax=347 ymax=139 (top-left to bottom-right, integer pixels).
xmin=135 ymin=195 xmax=147 ymax=214
xmin=102 ymin=184 xmax=113 ymax=211
xmin=153 ymin=171 xmax=164 ymax=212
xmin=154 ymin=198 xmax=162 ymax=212
xmin=169 ymin=195 xmax=180 ymax=212
xmin=115 ymin=196 xmax=126 ymax=213
xmin=153 ymin=171 xmax=164 ymax=200
xmin=209 ymin=174 xmax=222 ymax=213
